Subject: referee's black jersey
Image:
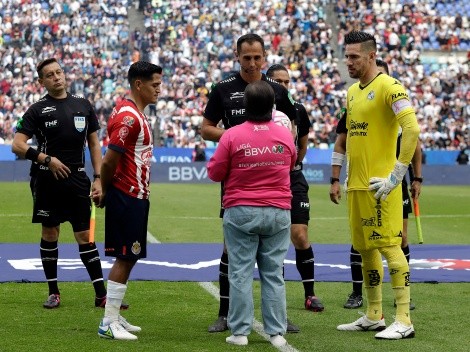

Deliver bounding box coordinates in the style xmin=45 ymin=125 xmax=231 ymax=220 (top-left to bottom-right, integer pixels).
xmin=295 ymin=101 xmax=310 ymax=141
xmin=16 ymin=93 xmax=100 ymax=168
xmin=203 ymin=72 xmax=297 ymax=129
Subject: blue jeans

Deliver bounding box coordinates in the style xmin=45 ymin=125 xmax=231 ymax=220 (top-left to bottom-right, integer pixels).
xmin=223 ymin=206 xmax=291 ymax=336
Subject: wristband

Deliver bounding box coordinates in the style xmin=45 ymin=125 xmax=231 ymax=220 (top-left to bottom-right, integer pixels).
xmin=25 ymin=147 xmax=40 ymax=162
xmin=93 ymin=174 xmax=101 ymax=180
xmin=331 ymin=152 xmax=346 ymax=166
xmin=413 ymin=177 xmax=423 ymax=183
xmin=330 ymin=177 xmax=340 ymax=185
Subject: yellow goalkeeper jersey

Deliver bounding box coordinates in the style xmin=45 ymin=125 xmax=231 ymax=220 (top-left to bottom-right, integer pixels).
xmin=346 ymin=73 xmax=415 ymax=191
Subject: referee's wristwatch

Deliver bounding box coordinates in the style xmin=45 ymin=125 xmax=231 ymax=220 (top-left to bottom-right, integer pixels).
xmin=413 ymin=177 xmax=423 ymax=183
xmin=330 ymin=177 xmax=340 ymax=185
xmin=44 ymin=155 xmax=51 ymax=166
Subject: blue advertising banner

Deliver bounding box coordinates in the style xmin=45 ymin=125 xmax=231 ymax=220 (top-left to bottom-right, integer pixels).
xmin=5 ymin=161 xmax=470 ymax=185
xmin=0 ymin=145 xmax=463 ymax=165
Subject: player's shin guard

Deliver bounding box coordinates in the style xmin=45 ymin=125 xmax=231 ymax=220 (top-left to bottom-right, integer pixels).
xmin=350 ymin=246 xmax=363 ymax=294
xmin=381 ymin=245 xmax=411 ymax=325
xmin=40 ymin=239 xmax=59 ymax=295
xmin=360 ymin=249 xmax=383 ymax=321
xmin=79 ymin=243 xmax=106 ymax=297
xmin=295 ymin=246 xmax=315 ymax=297
xmin=105 ymin=280 xmax=127 ymax=322
xmin=218 ymin=252 xmax=229 ymax=317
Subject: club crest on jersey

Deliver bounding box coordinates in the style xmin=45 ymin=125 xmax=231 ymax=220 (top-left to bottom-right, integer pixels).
xmin=230 ymin=92 xmax=244 ymax=100
xmin=131 ymin=241 xmax=141 ymax=255
xmin=74 ymin=116 xmax=86 ymax=132
xmin=367 ymin=90 xmax=375 ymax=100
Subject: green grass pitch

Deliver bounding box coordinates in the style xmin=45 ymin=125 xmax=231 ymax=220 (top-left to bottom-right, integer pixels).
xmin=0 ymin=183 xmax=469 ymax=351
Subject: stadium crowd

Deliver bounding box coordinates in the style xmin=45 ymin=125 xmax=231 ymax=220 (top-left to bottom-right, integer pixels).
xmin=0 ymin=0 xmax=469 ymax=151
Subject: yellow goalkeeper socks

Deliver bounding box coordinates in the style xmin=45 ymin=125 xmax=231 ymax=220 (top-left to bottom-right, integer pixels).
xmin=360 ymin=249 xmax=383 ymax=321
xmin=380 ymin=245 xmax=412 ymax=325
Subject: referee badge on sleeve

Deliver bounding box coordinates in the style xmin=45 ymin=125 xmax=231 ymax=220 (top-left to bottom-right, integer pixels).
xmin=74 ymin=116 xmax=86 ymax=132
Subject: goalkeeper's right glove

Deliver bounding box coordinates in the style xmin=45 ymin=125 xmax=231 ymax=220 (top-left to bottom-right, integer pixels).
xmin=368 ymin=161 xmax=408 ymax=201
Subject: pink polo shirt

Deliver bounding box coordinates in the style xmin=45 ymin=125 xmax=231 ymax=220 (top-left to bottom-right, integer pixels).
xmin=207 ymin=120 xmax=297 ymax=209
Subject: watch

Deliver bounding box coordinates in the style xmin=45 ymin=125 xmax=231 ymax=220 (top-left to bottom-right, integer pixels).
xmin=330 ymin=177 xmax=340 ymax=185
xmin=413 ymin=177 xmax=423 ymax=183
xmin=44 ymin=155 xmax=51 ymax=166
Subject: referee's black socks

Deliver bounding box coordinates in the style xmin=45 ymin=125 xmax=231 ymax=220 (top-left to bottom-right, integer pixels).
xmin=79 ymin=243 xmax=106 ymax=298
xmin=295 ymin=246 xmax=315 ymax=298
xmin=40 ymin=239 xmax=59 ymax=295
xmin=218 ymin=252 xmax=229 ymax=317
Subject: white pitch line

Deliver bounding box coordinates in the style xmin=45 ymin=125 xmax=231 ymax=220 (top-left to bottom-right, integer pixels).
xmin=146 ymin=229 xmax=300 ymax=351
xmin=198 ymin=282 xmax=301 ymax=352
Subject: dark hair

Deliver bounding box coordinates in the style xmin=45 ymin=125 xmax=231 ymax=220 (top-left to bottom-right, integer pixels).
xmin=375 ymin=59 xmax=389 ymax=75
xmin=243 ymin=81 xmax=274 ymax=122
xmin=266 ymin=64 xmax=288 ymax=78
xmin=36 ymin=58 xmax=60 ymax=78
xmin=128 ymin=61 xmax=163 ymax=86
xmin=236 ymin=33 xmax=265 ymax=53
xmin=344 ymin=31 xmax=376 ymax=53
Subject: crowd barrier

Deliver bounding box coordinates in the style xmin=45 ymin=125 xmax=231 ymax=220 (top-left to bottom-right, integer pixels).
xmin=1 ymin=161 xmax=469 ymax=185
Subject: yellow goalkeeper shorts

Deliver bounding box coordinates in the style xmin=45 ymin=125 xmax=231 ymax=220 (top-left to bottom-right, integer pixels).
xmin=347 ymin=188 xmax=403 ymax=251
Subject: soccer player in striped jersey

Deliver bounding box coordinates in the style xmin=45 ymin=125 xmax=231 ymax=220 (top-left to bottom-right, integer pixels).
xmin=96 ymin=61 xmax=162 ymax=340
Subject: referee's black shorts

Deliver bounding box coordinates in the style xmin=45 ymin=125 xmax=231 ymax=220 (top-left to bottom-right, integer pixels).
xmin=402 ymin=180 xmax=412 ymax=219
xmin=290 ymin=169 xmax=310 ymax=225
xmin=104 ymin=185 xmax=149 ymax=259
xmin=31 ymin=170 xmax=91 ymax=232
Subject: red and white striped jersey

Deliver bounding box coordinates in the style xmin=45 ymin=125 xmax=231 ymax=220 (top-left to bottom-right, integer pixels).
xmin=107 ymin=99 xmax=153 ymax=199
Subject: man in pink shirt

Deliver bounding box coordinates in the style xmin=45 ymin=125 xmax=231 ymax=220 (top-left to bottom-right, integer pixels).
xmin=207 ymin=81 xmax=297 ymax=348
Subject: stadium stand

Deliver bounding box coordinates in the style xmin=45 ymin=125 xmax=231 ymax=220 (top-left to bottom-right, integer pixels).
xmin=0 ymin=0 xmax=468 ymax=153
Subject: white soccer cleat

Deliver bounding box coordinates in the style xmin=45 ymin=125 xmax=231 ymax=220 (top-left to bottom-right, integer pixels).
xmin=119 ymin=315 xmax=142 ymax=332
xmin=337 ymin=312 xmax=386 ymax=331
xmin=98 ymin=319 xmax=138 ymax=340
xmin=375 ymin=321 xmax=415 ymax=339
xmin=270 ymin=335 xmax=287 ymax=347
xmin=226 ymin=335 xmax=248 ymax=346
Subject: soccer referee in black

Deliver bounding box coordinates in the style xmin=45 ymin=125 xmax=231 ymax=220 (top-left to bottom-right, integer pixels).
xmin=12 ymin=58 xmax=114 ymax=310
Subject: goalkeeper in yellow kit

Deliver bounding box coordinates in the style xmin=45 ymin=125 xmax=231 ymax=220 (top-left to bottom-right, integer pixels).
xmin=335 ymin=31 xmax=420 ymax=340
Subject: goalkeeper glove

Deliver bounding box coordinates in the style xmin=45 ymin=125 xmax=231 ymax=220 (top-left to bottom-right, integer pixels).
xmin=369 ymin=161 xmax=408 ymax=201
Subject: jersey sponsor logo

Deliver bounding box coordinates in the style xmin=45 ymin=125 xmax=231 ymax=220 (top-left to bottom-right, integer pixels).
xmin=253 ymin=125 xmax=269 ymax=131
xmin=131 ymin=241 xmax=141 ymax=255
xmin=367 ymin=90 xmax=375 ymax=100
xmin=375 ymin=201 xmax=382 ymax=226
xmin=45 ymin=120 xmax=58 ymax=128
xmin=229 ymin=92 xmax=244 ymax=100
xmin=391 ymin=98 xmax=412 ymax=115
xmin=361 ymin=217 xmax=376 ymax=226
xmin=118 ymin=126 xmax=129 ymax=143
xmin=349 ymin=119 xmax=368 ymax=137
xmin=122 ymin=116 xmax=135 ymax=126
xmin=369 ymin=231 xmax=383 ymax=241
xmin=231 ymin=108 xmax=245 ymax=116
xmin=391 ymin=92 xmax=409 ymax=100
xmin=37 ymin=210 xmax=50 ymax=217
xmin=41 ymin=106 xmax=56 ymax=114
xmin=367 ymin=269 xmax=381 ymax=286
xmin=141 ymin=147 xmax=153 ymax=166
xmin=74 ymin=116 xmax=86 ymax=132
xmin=244 ymin=146 xmax=273 ymax=156
xmin=403 ymin=271 xmax=410 ymax=286
xmin=236 ymin=143 xmax=251 ymax=151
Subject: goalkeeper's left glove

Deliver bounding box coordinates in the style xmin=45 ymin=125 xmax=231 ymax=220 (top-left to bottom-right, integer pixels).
xmin=369 ymin=161 xmax=408 ymax=201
